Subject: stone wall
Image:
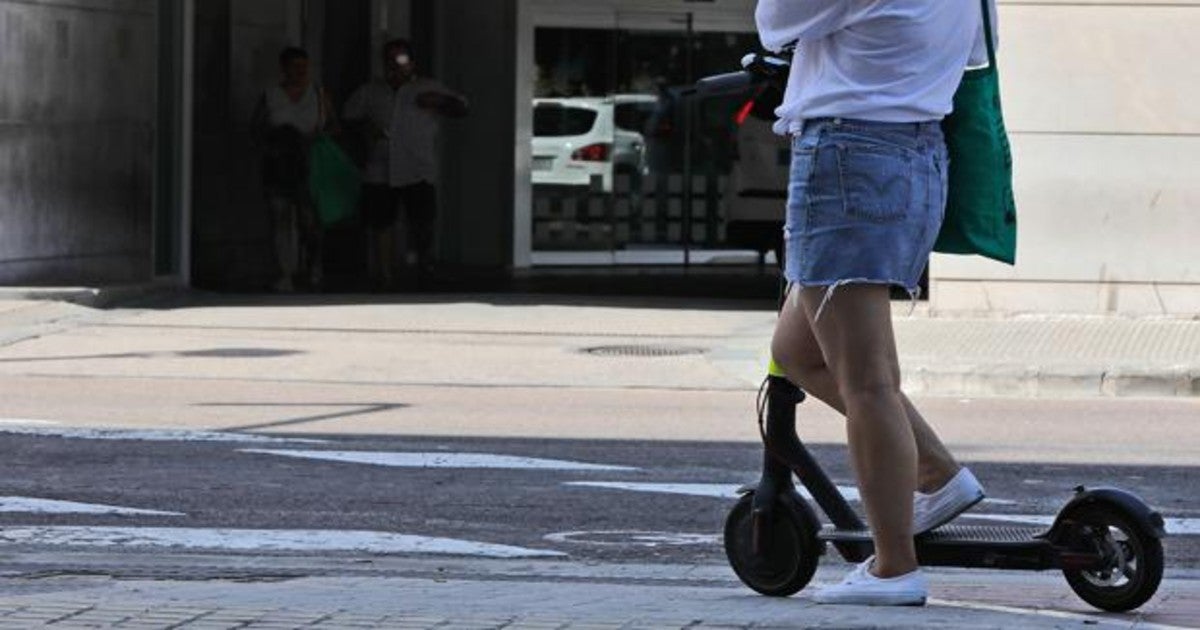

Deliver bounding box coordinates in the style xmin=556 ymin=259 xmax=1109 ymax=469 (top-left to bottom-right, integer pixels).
xmin=0 ymin=0 xmax=157 ymax=285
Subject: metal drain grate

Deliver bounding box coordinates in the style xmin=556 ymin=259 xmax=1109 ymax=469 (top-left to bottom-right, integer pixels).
xmin=583 ymin=344 xmax=706 ymax=358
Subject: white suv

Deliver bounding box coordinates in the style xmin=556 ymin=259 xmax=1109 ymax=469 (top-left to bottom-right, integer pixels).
xmin=531 ymin=95 xmax=657 ymax=193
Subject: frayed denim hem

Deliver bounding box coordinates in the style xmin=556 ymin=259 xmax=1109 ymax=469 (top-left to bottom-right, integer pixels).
xmin=786 ymin=277 xmax=921 ymax=322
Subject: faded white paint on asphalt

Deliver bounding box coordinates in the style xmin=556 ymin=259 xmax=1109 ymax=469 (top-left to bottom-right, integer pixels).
xmin=0 ymin=426 xmax=325 ymax=443
xmin=565 ymin=482 xmax=1200 ymax=535
xmin=241 ymin=449 xmax=638 ymax=471
xmin=565 ymin=481 xmax=1018 ymax=506
xmin=0 ymin=497 xmax=183 ymax=516
xmin=0 ymin=526 xmax=566 ymax=558
xmin=545 ymin=530 xmax=721 ymax=547
xmin=928 ymin=598 xmax=1195 ymax=630
xmin=565 ymin=481 xmax=747 ymax=499
xmin=961 ymin=513 xmax=1200 ymax=536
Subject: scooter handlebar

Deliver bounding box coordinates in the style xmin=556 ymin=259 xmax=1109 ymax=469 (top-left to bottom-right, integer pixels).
xmin=691 ymin=71 xmax=756 ymax=97
xmin=689 ymin=48 xmax=794 ymax=98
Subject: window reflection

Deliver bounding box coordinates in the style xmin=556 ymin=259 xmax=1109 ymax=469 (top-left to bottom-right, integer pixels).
xmin=530 ymin=26 xmax=786 ymax=268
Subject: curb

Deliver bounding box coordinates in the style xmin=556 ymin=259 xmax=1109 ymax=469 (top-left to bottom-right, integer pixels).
xmin=720 ymin=347 xmax=1200 ymax=399
xmin=0 ymin=282 xmax=180 ymax=309
xmin=0 ymin=283 xmax=184 ymax=349
xmin=903 ymin=363 xmax=1200 ymax=398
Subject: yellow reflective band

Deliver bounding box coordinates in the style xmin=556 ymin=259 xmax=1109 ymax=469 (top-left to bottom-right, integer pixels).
xmin=767 ymin=359 xmax=787 ymax=378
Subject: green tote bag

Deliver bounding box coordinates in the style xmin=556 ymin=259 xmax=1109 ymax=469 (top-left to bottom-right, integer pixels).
xmin=935 ymin=0 xmax=1017 ymax=265
xmin=309 ymin=134 xmax=362 ymax=227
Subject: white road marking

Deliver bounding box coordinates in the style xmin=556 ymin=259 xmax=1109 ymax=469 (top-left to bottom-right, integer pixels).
xmin=566 ymin=482 xmax=1200 ymax=536
xmin=0 ymin=497 xmax=183 ymax=516
xmin=0 ymin=427 xmax=325 ymax=444
xmin=242 ymin=450 xmax=637 ymax=471
xmin=0 ymin=526 xmax=565 ymax=558
xmin=962 ymin=513 xmax=1200 ymax=536
xmin=929 ymin=598 xmax=1192 ymax=630
xmin=545 ymin=530 xmax=720 ymax=547
xmin=0 ymin=418 xmax=59 ymax=426
xmin=565 ymin=482 xmax=745 ymax=500
xmin=564 ymin=481 xmax=1015 ymax=506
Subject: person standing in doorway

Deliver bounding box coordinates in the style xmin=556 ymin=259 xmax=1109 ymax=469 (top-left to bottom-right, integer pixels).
xmin=344 ymin=39 xmax=469 ymax=289
xmin=251 ymin=46 xmax=337 ymax=292
xmin=757 ymin=1 xmax=994 ymax=606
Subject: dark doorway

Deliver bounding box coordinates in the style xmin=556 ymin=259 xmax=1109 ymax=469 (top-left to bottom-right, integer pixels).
xmin=190 ymin=0 xmax=374 ymax=292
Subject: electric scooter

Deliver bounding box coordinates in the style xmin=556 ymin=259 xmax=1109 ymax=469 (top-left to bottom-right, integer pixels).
xmin=728 ymin=371 xmax=1165 ymax=612
xmin=694 ymin=53 xmax=1167 ymax=613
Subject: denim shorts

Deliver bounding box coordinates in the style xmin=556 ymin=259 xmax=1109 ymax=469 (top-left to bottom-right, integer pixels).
xmin=784 ymin=118 xmax=948 ymax=306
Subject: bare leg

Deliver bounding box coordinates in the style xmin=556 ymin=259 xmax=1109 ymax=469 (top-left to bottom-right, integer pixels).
xmin=793 ymin=284 xmax=917 ymax=577
xmin=269 ymin=195 xmax=298 ymax=290
xmin=375 ymin=225 xmax=396 ymax=288
xmin=902 ymin=396 xmax=960 ymax=492
xmin=298 ymin=200 xmax=323 ymax=288
xmin=771 ymin=288 xmax=959 ymax=492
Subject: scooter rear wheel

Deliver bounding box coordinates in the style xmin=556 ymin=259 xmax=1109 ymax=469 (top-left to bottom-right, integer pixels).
xmin=1062 ymin=504 xmax=1164 ymax=612
xmin=724 ymin=492 xmax=821 ymax=597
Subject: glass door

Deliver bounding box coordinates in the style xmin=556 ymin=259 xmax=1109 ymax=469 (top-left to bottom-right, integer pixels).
xmin=529 ymin=21 xmax=623 ymax=265
xmin=610 ymin=17 xmax=775 ymax=267
xmin=529 ymin=11 xmax=772 ymax=268
xmin=609 ymin=11 xmax=694 ymax=266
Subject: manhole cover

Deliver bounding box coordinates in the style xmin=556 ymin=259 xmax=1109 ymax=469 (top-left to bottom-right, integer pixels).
xmin=582 ymin=345 xmax=706 ymax=358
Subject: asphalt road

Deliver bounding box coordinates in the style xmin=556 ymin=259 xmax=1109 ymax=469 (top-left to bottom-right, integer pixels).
xmin=2 ymin=427 xmax=1197 ymax=569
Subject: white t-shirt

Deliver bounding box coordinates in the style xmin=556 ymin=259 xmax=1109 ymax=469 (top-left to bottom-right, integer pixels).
xmin=344 ymin=77 xmax=465 ymax=187
xmin=756 ymin=0 xmax=998 ymax=133
xmin=344 ymin=81 xmax=397 ymax=185
xmin=264 ymin=84 xmax=323 ymax=136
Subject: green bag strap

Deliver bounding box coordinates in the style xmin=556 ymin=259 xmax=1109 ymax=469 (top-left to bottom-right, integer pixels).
xmin=980 ymin=0 xmax=997 ymax=69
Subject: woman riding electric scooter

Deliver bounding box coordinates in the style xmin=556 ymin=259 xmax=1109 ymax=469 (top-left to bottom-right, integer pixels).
xmin=753 ymin=0 xmax=991 ymax=606
xmin=705 ymin=1 xmax=1166 ymax=613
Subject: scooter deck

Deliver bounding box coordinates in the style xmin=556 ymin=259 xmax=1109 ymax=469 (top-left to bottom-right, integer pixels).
xmin=820 ymin=524 xmax=1061 ymax=570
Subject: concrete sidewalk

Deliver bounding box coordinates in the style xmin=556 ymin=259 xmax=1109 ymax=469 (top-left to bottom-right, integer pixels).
xmin=0 ymin=290 xmax=1197 ymax=398
xmin=2 ymin=557 xmax=1197 ymax=629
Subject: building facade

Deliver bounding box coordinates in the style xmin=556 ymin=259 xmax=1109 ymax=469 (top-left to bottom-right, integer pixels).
xmin=1 ymin=0 xmax=1196 ymax=315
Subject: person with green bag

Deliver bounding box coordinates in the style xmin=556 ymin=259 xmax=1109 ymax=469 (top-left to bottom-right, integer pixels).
xmin=251 ymin=47 xmax=340 ymax=292
xmin=757 ymin=0 xmax=1000 ymax=606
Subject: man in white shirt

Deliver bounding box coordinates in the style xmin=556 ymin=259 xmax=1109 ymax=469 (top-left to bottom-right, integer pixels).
xmin=344 ymin=39 xmax=468 ymax=288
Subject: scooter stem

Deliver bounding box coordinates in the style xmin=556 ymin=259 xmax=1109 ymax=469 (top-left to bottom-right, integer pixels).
xmin=762 ymin=375 xmax=866 ymax=532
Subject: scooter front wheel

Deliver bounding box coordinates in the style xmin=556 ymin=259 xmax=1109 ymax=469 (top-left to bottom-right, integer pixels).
xmin=1062 ymin=504 xmax=1164 ymax=612
xmin=724 ymin=492 xmax=821 ymax=597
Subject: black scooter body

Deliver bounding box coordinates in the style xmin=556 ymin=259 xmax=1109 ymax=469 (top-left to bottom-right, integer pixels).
xmin=725 ymin=375 xmax=1166 ymax=612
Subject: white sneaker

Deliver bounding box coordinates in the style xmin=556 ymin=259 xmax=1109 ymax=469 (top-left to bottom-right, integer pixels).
xmin=811 ymin=557 xmax=927 ymax=606
xmin=913 ymin=467 xmax=985 ymax=534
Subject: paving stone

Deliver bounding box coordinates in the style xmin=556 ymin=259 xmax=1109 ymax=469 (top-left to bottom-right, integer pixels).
xmin=383 ymin=618 xmax=450 ymax=626
xmin=4 ymin=614 xmax=61 ymax=622
xmin=375 ymin=619 xmax=446 ymax=630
